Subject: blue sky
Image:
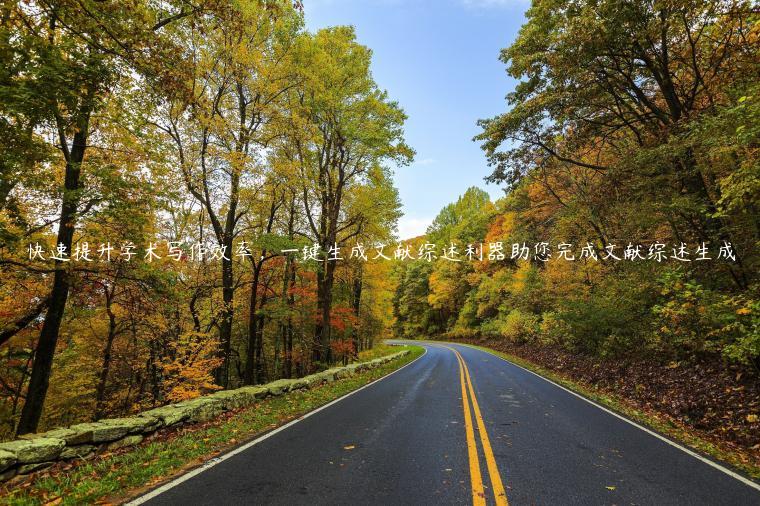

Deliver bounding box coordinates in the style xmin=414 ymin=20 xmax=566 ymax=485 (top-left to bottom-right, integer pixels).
xmin=304 ymin=0 xmax=528 ymax=239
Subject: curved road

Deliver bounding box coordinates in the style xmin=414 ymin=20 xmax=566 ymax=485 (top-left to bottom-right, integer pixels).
xmin=133 ymin=342 xmax=760 ymax=505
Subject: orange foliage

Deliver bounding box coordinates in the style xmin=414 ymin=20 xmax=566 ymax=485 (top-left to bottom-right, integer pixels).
xmin=329 ymin=306 xmax=358 ymax=333
xmin=157 ymin=333 xmax=223 ymax=402
xmin=330 ymin=339 xmax=356 ymax=362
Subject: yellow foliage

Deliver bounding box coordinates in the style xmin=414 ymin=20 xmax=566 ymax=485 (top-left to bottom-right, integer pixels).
xmin=157 ymin=333 xmax=223 ymax=403
xmin=485 ymin=212 xmax=516 ymax=243
xmin=509 ymin=261 xmax=533 ymax=294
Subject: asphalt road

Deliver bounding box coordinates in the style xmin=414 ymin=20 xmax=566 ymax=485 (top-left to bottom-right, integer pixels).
xmin=134 ymin=342 xmax=760 ymax=505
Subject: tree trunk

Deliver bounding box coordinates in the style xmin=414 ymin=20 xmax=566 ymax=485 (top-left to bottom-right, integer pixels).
xmin=16 ymin=104 xmax=91 ymax=435
xmin=255 ymin=314 xmax=266 ymax=383
xmin=278 ymin=255 xmax=291 ymax=379
xmin=94 ymin=286 xmax=117 ymax=420
xmin=215 ymin=250 xmax=234 ymax=387
xmin=244 ymin=262 xmax=262 ymax=385
xmin=351 ymin=264 xmax=363 ymax=356
xmin=313 ymin=257 xmax=336 ymax=365
xmin=285 ymin=261 xmax=295 ymax=378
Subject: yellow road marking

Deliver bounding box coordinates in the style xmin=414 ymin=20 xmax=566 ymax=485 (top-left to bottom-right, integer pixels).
xmin=444 ymin=345 xmax=509 ymax=506
xmin=455 ymin=346 xmax=486 ymax=505
xmin=457 ymin=350 xmax=509 ymax=506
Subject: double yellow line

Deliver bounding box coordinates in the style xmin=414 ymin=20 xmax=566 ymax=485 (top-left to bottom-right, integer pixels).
xmin=445 ymin=346 xmax=508 ymax=506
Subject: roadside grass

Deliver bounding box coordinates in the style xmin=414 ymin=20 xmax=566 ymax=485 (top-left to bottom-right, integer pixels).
xmin=1 ymin=345 xmax=424 ymax=506
xmin=449 ymin=341 xmax=760 ymax=482
xmin=357 ymin=343 xmax=397 ymax=361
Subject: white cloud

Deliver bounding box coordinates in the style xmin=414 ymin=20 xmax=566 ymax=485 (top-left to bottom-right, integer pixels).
xmin=416 ymin=157 xmax=436 ymax=166
xmin=397 ymin=217 xmax=431 ymax=240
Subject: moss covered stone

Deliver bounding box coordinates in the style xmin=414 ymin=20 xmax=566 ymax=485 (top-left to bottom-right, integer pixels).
xmin=266 ymin=379 xmax=297 ymax=396
xmin=0 ymin=450 xmax=16 ymax=472
xmin=106 ymin=434 xmax=144 ymax=451
xmin=59 ymin=444 xmax=95 ymax=460
xmin=20 ymin=427 xmax=92 ymax=446
xmin=67 ymin=422 xmax=129 ymax=444
xmin=0 ymin=438 xmax=64 ymax=464
xmin=139 ymin=406 xmax=189 ymax=427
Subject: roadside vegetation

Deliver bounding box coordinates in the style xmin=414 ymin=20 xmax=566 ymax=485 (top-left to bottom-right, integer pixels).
xmin=0 ymin=345 xmax=423 ymax=505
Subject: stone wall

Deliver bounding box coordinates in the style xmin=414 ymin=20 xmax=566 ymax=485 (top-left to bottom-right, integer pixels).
xmin=0 ymin=350 xmax=410 ymax=483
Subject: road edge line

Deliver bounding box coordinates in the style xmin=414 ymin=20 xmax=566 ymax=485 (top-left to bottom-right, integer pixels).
xmin=447 ymin=341 xmax=760 ymax=493
xmin=125 ymin=347 xmax=427 ymax=505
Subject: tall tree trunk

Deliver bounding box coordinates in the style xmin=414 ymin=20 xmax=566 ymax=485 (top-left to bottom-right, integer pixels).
xmin=351 ymin=264 xmax=363 ymax=356
xmin=243 ymin=192 xmax=280 ymax=384
xmin=200 ymin=145 xmax=240 ymax=388
xmin=314 ymin=257 xmax=336 ymax=365
xmin=284 ymin=196 xmax=296 ymax=378
xmin=16 ymin=99 xmax=92 ymax=435
xmin=94 ymin=284 xmax=118 ymax=420
xmin=147 ymin=324 xmax=160 ymax=407
xmin=245 ymin=262 xmax=262 ymax=385
xmin=216 ymin=251 xmax=234 ymax=387
xmin=255 ymin=314 xmax=266 ymax=383
xmin=274 ymin=327 xmax=281 ymax=380
xmin=278 ymin=255 xmax=291 ymax=379
xmin=285 ymin=261 xmax=295 ymax=378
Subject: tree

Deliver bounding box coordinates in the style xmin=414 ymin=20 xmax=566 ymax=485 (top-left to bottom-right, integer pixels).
xmin=0 ymin=0 xmax=409 ymax=437
xmin=7 ymin=0 xmax=201 ymax=435
xmin=476 ymin=0 xmax=758 ymax=289
xmin=153 ymin=0 xmax=303 ymax=386
xmin=287 ymin=26 xmax=412 ymax=363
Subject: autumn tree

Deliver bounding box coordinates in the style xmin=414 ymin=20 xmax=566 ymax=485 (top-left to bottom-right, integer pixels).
xmin=0 ymin=0 xmax=409 ymax=437
xmin=153 ymin=0 xmax=303 ymax=386
xmin=288 ymin=27 xmax=412 ymax=363
xmin=476 ymin=0 xmax=759 ymax=289
xmin=2 ymin=0 xmax=206 ymax=435
xmin=393 ymin=0 xmax=760 ymax=373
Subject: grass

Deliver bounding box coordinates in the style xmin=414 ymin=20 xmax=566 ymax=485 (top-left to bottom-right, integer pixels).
xmin=357 ymin=343 xmax=398 ymax=361
xmin=447 ymin=340 xmax=760 ymax=482
xmin=0 ymin=345 xmax=424 ymax=506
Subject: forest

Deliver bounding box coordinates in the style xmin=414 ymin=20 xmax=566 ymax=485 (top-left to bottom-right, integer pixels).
xmin=1 ymin=0 xmax=759 ymax=467
xmin=0 ymin=0 xmax=411 ymax=438
xmin=392 ymin=0 xmax=760 ymax=453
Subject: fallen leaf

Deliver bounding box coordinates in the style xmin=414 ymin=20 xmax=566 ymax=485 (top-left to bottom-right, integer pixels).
xmin=343 ymin=445 xmax=355 ymax=450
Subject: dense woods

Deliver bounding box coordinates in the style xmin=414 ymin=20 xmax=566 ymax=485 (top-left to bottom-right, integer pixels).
xmin=1 ymin=0 xmax=759 ymax=461
xmin=392 ymin=0 xmax=760 ymax=448
xmin=0 ymin=0 xmax=409 ymax=438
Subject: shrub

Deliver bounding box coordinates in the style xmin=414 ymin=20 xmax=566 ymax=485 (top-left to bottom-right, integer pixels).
xmin=539 ymin=311 xmax=572 ymax=347
xmin=717 ymin=297 xmax=760 ymax=369
xmin=555 ymin=292 xmax=647 ymax=357
xmin=651 ymin=272 xmax=760 ymax=367
xmin=482 ymin=309 xmax=540 ymax=344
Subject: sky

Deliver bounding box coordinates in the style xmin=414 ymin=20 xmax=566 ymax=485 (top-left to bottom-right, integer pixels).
xmin=304 ymin=0 xmax=528 ymax=239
